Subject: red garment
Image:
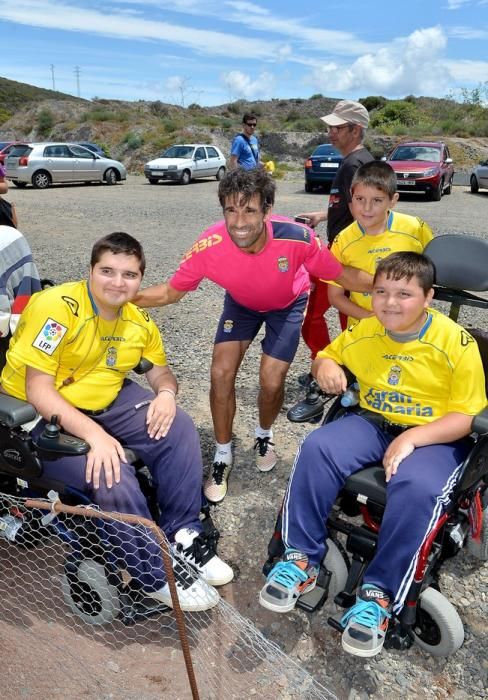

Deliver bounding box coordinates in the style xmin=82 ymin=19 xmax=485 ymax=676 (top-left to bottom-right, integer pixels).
xmin=301 ymin=278 xmax=347 ymax=359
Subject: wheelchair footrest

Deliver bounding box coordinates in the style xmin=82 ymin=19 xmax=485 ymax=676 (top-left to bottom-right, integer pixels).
xmin=296 ymin=567 xmax=331 ymax=613
xmin=327 ymin=611 xmax=345 ymax=633
xmin=118 ymin=590 xmax=171 ymax=626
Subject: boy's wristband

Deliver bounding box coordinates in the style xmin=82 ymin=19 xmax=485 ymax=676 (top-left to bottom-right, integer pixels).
xmin=158 ymin=388 xmax=176 ymax=399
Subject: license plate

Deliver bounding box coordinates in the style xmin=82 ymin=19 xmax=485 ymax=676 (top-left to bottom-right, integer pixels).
xmin=320 ymin=163 xmax=338 ymax=168
xmin=399 ymin=179 xmax=416 ymax=185
xmin=152 ymin=171 xmax=163 ymax=175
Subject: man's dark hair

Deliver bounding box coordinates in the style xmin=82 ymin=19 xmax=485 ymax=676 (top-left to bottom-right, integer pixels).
xmin=91 ymin=232 xmax=146 ymax=275
xmin=351 ymin=160 xmax=397 ymax=198
xmin=218 ymin=168 xmax=275 ymax=212
xmin=374 ymin=252 xmax=434 ymax=294
xmin=242 ymin=112 xmax=257 ymax=124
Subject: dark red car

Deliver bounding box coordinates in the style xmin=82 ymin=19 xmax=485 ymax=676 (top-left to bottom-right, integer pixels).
xmin=0 ymin=142 xmax=20 ymax=166
xmin=386 ymin=141 xmax=454 ymax=201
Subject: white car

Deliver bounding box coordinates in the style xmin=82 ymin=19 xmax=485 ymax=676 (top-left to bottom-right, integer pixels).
xmin=470 ymin=161 xmax=488 ymax=193
xmin=144 ymin=144 xmax=226 ymax=185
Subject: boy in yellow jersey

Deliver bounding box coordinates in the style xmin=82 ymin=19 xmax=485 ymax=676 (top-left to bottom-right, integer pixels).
xmin=1 ymin=232 xmax=233 ymax=611
xmin=328 ymin=160 xmax=433 ymax=326
xmin=260 ymin=252 xmax=486 ymax=657
xmin=289 ymin=160 xmax=433 ymax=421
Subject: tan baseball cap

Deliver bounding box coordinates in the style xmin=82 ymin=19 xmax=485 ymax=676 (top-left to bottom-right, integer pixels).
xmin=320 ymin=100 xmax=370 ymax=128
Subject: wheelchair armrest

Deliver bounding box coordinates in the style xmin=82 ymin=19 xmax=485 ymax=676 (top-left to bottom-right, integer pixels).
xmin=0 ymin=394 xmax=38 ymax=428
xmin=472 ymin=408 xmax=488 ymax=436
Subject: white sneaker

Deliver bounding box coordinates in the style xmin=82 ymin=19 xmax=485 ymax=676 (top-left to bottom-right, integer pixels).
xmin=204 ymin=461 xmax=232 ymax=503
xmin=254 ymin=436 xmax=277 ymax=472
xmin=175 ymin=528 xmax=234 ymax=586
xmin=146 ymin=561 xmax=219 ymax=612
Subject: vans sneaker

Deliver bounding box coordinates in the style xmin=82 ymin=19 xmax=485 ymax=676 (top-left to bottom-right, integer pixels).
xmin=175 ymin=528 xmax=234 ymax=586
xmin=204 ymin=461 xmax=232 ymax=503
xmin=259 ymin=549 xmax=318 ymax=613
xmin=341 ymin=585 xmax=391 ymax=657
xmin=146 ymin=559 xmax=219 ymax=612
xmin=254 ymin=437 xmax=277 ymax=472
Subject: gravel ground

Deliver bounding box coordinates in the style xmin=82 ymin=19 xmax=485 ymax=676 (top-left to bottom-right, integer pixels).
xmin=3 ymin=176 xmax=488 ymax=699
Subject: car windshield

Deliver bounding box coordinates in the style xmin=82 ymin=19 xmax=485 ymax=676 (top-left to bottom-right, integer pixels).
xmin=7 ymin=145 xmax=31 ymax=157
xmin=313 ymin=145 xmax=340 ymax=157
xmin=391 ymin=146 xmax=441 ymax=163
xmin=161 ymin=146 xmax=195 ymax=159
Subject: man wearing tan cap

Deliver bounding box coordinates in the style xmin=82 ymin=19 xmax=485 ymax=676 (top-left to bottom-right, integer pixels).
xmin=290 ymin=100 xmax=374 ymax=421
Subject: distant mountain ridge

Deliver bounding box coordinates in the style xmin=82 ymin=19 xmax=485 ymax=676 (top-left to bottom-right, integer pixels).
xmin=1 ymin=76 xmax=487 ymax=172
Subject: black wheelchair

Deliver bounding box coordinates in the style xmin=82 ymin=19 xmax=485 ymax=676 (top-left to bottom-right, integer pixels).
xmin=0 ymin=360 xmax=219 ymax=626
xmin=264 ymin=234 xmax=488 ymax=657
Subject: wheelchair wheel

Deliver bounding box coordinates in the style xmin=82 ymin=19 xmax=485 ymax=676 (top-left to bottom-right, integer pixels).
xmin=61 ymin=558 xmax=121 ymax=625
xmin=323 ymin=539 xmax=348 ymax=598
xmin=412 ymin=587 xmax=464 ymax=657
xmin=467 ymin=492 xmax=488 ymax=560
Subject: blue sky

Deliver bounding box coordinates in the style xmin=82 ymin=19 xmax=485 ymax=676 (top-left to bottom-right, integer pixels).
xmin=0 ymin=0 xmax=487 ymax=106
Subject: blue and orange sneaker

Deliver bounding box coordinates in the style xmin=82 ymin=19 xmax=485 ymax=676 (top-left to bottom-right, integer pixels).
xmin=259 ymin=549 xmax=318 ymax=613
xmin=341 ymin=585 xmax=391 ymax=657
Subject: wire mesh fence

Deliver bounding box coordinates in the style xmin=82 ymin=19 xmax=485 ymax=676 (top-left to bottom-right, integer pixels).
xmin=0 ymin=490 xmax=337 ymax=699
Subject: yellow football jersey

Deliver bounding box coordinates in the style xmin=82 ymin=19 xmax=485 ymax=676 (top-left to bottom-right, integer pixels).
xmin=318 ymin=309 xmax=486 ymax=426
xmin=1 ymin=281 xmax=166 ymax=410
xmin=327 ymin=211 xmax=433 ymax=323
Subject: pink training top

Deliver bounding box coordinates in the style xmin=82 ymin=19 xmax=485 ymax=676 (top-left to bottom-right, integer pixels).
xmin=169 ymin=215 xmax=343 ymax=312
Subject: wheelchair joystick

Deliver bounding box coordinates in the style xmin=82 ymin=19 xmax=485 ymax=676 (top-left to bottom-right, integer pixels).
xmin=43 ymin=416 xmax=61 ymax=439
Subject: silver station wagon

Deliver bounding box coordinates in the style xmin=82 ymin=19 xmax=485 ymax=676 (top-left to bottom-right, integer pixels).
xmin=5 ymin=142 xmax=127 ymax=189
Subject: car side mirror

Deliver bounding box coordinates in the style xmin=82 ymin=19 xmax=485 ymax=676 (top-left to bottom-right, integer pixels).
xmin=445 ymin=158 xmax=453 ymax=164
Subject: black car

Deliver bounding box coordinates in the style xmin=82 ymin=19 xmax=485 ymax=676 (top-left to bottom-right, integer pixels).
xmin=304 ymin=144 xmax=343 ymax=193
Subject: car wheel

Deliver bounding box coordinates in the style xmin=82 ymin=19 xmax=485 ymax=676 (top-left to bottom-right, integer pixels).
xmin=412 ymin=587 xmax=464 ymax=657
xmin=431 ymin=180 xmax=442 ymax=201
xmin=445 ymin=175 xmax=453 ymax=195
xmin=32 ymin=170 xmax=51 ymax=189
xmin=147 ymin=178 xmax=158 ymax=185
xmin=13 ymin=181 xmax=28 ymax=189
xmin=305 ymin=182 xmax=314 ymax=193
xmin=180 ymin=170 xmax=191 ymax=185
xmin=470 ymin=175 xmax=479 ymax=194
xmin=216 ymin=167 xmax=226 ymax=181
xmin=104 ymin=168 xmax=118 ymax=185
xmin=61 ymin=558 xmax=121 ymax=625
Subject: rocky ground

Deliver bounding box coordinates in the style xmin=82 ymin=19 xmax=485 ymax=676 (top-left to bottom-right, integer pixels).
xmin=2 ymin=175 xmax=487 ymax=699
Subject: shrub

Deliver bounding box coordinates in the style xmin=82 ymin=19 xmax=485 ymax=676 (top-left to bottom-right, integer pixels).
xmin=37 ymin=108 xmax=54 ymax=136
xmin=123 ymin=132 xmax=144 ymax=149
xmin=0 ymin=108 xmax=12 ymax=125
xmin=149 ymin=101 xmax=169 ymax=117
xmin=310 ymin=93 xmax=323 ymax=100
xmin=81 ymin=109 xmax=128 ymax=123
xmin=360 ymin=96 xmax=387 ymax=112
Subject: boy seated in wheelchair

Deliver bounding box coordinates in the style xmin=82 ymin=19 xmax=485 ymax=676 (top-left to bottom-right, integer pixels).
xmin=0 ymin=231 xmax=233 ymax=611
xmin=260 ymin=251 xmax=486 ymax=657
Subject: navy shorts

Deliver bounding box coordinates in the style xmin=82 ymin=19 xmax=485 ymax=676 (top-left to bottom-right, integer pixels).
xmin=214 ymin=293 xmax=308 ymax=363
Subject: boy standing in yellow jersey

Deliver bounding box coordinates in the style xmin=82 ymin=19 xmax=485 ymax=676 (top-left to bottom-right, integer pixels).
xmin=328 ymin=160 xmax=433 ymax=326
xmin=260 ymin=252 xmax=486 ymax=658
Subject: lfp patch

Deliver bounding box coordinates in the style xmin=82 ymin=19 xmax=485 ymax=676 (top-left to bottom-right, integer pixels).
xmin=277 ymin=256 xmax=289 ymax=272
xmin=32 ymin=318 xmax=68 ymax=355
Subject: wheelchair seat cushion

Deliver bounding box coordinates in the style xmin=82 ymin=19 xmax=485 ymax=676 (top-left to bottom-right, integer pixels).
xmin=343 ymin=465 xmax=387 ymax=507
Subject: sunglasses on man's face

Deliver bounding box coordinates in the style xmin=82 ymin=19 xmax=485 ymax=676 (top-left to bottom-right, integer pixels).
xmin=245 ymin=122 xmax=257 ymax=127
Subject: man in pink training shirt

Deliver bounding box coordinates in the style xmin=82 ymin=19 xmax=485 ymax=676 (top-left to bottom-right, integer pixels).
xmin=135 ymin=168 xmax=372 ymax=503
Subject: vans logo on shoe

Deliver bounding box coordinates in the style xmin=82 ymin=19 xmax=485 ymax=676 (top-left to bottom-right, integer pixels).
xmin=285 ymin=551 xmax=306 ymax=562
xmin=363 ymin=589 xmax=388 ymax=600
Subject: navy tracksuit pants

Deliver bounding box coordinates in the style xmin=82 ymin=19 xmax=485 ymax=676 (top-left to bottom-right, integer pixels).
xmin=32 ymin=380 xmax=203 ymax=591
xmin=281 ymin=413 xmax=469 ymax=613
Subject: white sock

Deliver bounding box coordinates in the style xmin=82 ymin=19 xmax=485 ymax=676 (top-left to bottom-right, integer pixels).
xmin=214 ymin=442 xmax=232 ymax=465
xmin=255 ymin=426 xmax=272 ymax=440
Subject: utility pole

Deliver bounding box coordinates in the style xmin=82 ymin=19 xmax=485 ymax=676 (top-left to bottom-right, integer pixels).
xmin=74 ymin=66 xmax=81 ymax=97
xmin=50 ymin=64 xmax=56 ymax=91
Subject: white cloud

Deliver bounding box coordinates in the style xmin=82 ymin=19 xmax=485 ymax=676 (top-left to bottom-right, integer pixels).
xmin=446 ymin=0 xmax=472 ymax=8
xmin=307 ymin=27 xmax=452 ymax=98
xmin=449 ymin=25 xmax=488 ymax=39
xmin=225 ymin=1 xmax=270 ymax=14
xmin=221 ymin=70 xmax=275 ymax=100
